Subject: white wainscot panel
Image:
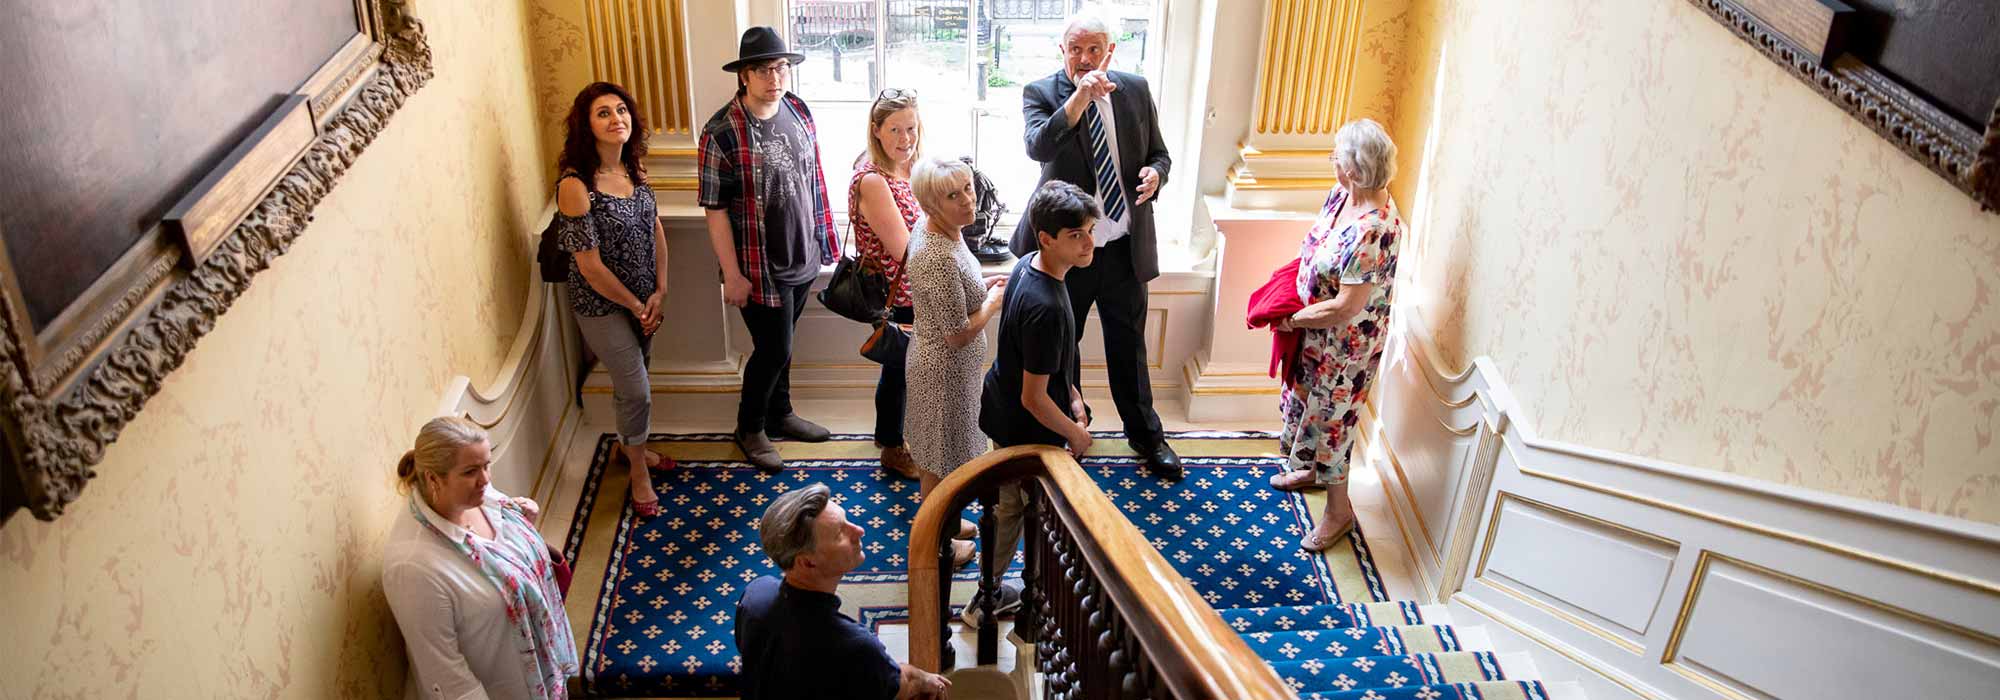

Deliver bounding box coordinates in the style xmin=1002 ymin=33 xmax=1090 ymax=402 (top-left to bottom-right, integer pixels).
xmin=1376 ymin=351 xmax=1477 ymax=563
xmin=1481 ymin=495 xmax=1677 ymax=642
xmin=1671 ymin=556 xmax=2000 ymax=700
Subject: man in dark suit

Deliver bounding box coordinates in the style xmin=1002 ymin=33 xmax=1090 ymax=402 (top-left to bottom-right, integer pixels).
xmin=1009 ymin=14 xmax=1182 ymax=478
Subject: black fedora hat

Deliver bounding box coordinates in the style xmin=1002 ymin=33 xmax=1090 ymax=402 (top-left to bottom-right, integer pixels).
xmin=722 ymin=26 xmax=805 ymax=72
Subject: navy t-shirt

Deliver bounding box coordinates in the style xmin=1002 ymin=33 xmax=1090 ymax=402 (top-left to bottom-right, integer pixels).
xmin=735 ymin=576 xmax=900 ymax=700
xmin=980 ymin=253 xmax=1081 ymax=448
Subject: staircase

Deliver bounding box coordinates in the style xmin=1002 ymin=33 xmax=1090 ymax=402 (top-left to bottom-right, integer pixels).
xmin=1214 ymin=601 xmax=1576 ymax=700
xmin=909 ymin=444 xmax=1587 ymax=700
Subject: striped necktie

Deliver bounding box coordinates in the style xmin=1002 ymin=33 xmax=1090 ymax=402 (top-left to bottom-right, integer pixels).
xmin=1082 ymin=102 xmax=1127 ymax=223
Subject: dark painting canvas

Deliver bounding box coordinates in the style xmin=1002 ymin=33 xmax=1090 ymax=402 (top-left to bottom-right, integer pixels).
xmin=0 ymin=0 xmax=359 ymax=328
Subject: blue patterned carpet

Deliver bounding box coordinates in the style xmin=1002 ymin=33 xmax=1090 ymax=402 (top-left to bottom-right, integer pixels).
xmin=563 ymin=431 xmax=1382 ymax=697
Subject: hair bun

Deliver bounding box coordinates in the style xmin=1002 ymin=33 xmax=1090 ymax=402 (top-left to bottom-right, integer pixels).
xmin=396 ymin=450 xmax=419 ymax=480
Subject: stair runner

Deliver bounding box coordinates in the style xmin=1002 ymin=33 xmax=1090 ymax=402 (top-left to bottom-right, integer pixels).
xmin=570 ymin=432 xmax=1567 ymax=698
xmin=1210 ymin=600 xmax=1555 ymax=700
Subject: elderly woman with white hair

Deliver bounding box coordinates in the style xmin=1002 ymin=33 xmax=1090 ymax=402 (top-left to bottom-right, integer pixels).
xmin=903 ymin=157 xmax=1008 ymax=567
xmin=1269 ymin=118 xmax=1406 ymax=552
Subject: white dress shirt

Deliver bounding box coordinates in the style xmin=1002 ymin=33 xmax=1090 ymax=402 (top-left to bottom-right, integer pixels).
xmin=1067 ymin=72 xmax=1130 ymax=246
xmin=383 ymin=486 xmax=544 ymax=700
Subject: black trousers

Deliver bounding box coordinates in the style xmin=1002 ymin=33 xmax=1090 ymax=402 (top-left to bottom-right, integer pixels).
xmin=1064 ymin=237 xmax=1164 ymax=447
xmin=874 ymin=305 xmax=914 ymax=447
xmin=736 ymin=281 xmax=813 ymax=433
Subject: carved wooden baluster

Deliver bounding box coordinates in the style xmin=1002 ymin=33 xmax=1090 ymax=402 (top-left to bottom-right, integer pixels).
xmin=1075 ymin=572 xmax=1100 ymax=700
xmin=937 ymin=494 xmax=956 ymax=671
xmin=1117 ymin=612 xmax=1146 ymax=700
xmin=1018 ymin=484 xmax=1043 ymax=646
xmin=1099 ymin=604 xmax=1124 ymax=700
xmin=1039 ymin=518 xmax=1068 ymax=688
xmin=1057 ymin=526 xmax=1085 ymax=699
xmin=976 ymin=486 xmax=1001 ymax=665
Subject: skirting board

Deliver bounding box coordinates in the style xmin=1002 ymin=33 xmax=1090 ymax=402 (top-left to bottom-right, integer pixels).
xmin=1367 ymin=306 xmax=2000 ymax=700
xmin=434 ymin=203 xmax=583 ymax=503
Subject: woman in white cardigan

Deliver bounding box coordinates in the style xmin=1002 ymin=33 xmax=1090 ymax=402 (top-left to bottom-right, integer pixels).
xmin=382 ymin=416 xmax=577 ymax=699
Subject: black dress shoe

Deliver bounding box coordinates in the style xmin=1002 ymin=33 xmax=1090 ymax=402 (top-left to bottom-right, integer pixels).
xmin=1134 ymin=440 xmax=1184 ymax=480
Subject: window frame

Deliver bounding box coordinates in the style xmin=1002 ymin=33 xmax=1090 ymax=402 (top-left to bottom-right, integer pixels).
xmin=783 ymin=0 xmax=1171 ymax=232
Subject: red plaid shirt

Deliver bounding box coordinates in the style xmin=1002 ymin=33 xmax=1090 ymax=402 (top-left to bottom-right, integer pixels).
xmin=697 ymin=94 xmax=840 ymax=307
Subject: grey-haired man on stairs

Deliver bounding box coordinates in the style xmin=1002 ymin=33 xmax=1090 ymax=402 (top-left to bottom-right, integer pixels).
xmin=737 ymin=483 xmax=952 ymax=699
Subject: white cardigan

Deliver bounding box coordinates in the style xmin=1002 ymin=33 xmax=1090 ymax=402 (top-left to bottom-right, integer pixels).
xmin=382 ymin=487 xmax=545 ymax=700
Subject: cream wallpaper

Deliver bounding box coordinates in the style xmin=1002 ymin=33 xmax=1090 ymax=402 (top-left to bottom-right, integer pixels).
xmin=527 ymin=0 xmax=594 ymax=183
xmin=0 ymin=0 xmax=547 ymax=695
xmin=1387 ymin=0 xmax=2000 ymax=524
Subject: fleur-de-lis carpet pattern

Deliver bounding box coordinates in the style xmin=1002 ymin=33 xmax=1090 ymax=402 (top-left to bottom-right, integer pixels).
xmin=559 ymin=432 xmax=1551 ymax=699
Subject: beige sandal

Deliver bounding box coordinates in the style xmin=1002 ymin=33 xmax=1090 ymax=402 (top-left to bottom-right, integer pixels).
xmin=1300 ymin=519 xmax=1356 ymax=552
xmin=1269 ymin=469 xmax=1321 ymax=492
xmin=956 ymin=518 xmax=978 ymax=540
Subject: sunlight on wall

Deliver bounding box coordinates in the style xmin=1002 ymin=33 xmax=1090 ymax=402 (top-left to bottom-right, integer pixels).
xmin=1387 ymin=0 xmax=2000 ymax=524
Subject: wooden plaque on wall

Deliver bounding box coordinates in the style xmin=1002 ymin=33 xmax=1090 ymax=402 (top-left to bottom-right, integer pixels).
xmin=1689 ymin=0 xmax=2000 ymax=211
xmin=0 ymin=0 xmax=435 ymax=521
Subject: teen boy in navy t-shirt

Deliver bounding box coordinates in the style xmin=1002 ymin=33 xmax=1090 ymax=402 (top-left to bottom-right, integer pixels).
xmin=964 ymin=181 xmax=1101 ymax=626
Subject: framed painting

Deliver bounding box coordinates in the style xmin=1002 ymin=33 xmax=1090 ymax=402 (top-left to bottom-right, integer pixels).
xmin=1689 ymin=0 xmax=2000 ymax=211
xmin=0 ymin=0 xmax=434 ymax=521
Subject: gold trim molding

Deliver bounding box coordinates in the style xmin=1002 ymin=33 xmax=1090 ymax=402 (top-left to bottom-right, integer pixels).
xmin=1453 ymin=594 xmax=1669 ymax=700
xmin=1510 ymin=441 xmax=2000 ymax=599
xmin=1470 ymin=491 xmax=1680 ymax=654
xmin=1658 ymin=550 xmax=2000 ymax=700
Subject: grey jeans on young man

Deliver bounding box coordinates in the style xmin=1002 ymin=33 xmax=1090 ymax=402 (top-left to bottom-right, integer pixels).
xmin=574 ymin=312 xmax=651 ymax=446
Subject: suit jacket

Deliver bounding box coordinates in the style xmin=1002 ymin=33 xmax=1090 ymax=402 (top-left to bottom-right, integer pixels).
xmin=1010 ymin=69 xmax=1173 ymax=283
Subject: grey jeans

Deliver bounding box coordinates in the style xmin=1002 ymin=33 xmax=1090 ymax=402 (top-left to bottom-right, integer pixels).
xmin=574 ymin=312 xmax=651 ymax=446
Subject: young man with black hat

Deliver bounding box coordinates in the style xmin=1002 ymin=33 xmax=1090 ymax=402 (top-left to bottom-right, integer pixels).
xmin=699 ymin=26 xmax=840 ymax=472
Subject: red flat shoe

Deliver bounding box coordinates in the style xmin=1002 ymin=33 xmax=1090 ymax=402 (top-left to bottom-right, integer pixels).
xmin=633 ymin=495 xmax=661 ymax=518
xmin=648 ymin=454 xmax=677 ymax=474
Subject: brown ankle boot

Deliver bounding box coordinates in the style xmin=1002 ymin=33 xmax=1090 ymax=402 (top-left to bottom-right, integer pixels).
xmin=881 ymin=446 xmax=921 ymax=480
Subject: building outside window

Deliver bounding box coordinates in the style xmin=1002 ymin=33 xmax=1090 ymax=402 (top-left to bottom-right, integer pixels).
xmin=787 ymin=0 xmax=1165 ymax=227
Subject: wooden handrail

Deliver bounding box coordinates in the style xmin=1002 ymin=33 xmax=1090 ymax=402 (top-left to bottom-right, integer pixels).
xmin=908 ymin=446 xmax=1295 ymax=699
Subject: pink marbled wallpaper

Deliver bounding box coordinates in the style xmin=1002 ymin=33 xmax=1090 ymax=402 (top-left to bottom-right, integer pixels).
xmin=1388 ymin=0 xmax=2000 ymax=523
xmin=0 ymin=0 xmax=548 ymax=694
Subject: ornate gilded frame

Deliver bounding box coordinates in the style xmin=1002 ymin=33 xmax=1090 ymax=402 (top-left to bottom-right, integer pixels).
xmin=0 ymin=0 xmax=434 ymax=521
xmin=1688 ymin=0 xmax=2000 ymax=212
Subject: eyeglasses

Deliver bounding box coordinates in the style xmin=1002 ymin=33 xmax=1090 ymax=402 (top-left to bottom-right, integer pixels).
xmin=877 ymin=88 xmax=917 ymax=100
xmin=747 ymin=62 xmax=793 ymax=78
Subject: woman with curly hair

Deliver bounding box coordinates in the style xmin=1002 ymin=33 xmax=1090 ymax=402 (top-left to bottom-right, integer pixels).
xmin=553 ymin=81 xmax=671 ymax=517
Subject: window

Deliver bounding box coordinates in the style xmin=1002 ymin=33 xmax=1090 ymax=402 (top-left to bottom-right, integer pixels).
xmin=787 ymin=0 xmax=1165 ymax=224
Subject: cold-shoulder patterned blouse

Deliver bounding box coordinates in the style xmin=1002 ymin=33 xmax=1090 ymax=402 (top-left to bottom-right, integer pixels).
xmin=555 ymin=175 xmax=658 ymax=318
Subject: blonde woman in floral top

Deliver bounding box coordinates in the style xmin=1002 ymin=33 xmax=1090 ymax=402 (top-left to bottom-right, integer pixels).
xmin=848 ymin=89 xmax=924 ymax=479
xmin=384 ymin=417 xmax=577 ymax=700
xmin=1270 ymin=119 xmax=1405 ymax=552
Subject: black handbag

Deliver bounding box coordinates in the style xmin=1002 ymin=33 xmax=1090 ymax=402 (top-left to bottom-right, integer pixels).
xmin=536 ymin=221 xmax=568 ymax=283
xmin=857 ymin=247 xmax=909 ymax=365
xmin=817 ymin=253 xmax=891 ymax=323
xmin=536 ymin=174 xmax=592 ymax=284
xmin=859 ymin=319 xmax=908 ymax=364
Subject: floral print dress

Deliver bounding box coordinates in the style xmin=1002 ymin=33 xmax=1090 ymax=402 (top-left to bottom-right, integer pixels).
xmin=1278 ymin=186 xmax=1403 ymax=486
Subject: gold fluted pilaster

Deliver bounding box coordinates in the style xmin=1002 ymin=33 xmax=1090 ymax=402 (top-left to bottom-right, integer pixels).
xmin=1253 ymin=0 xmax=1364 ymax=139
xmin=1230 ymin=0 xmax=1396 ymax=211
xmin=585 ymin=0 xmax=693 ymax=136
